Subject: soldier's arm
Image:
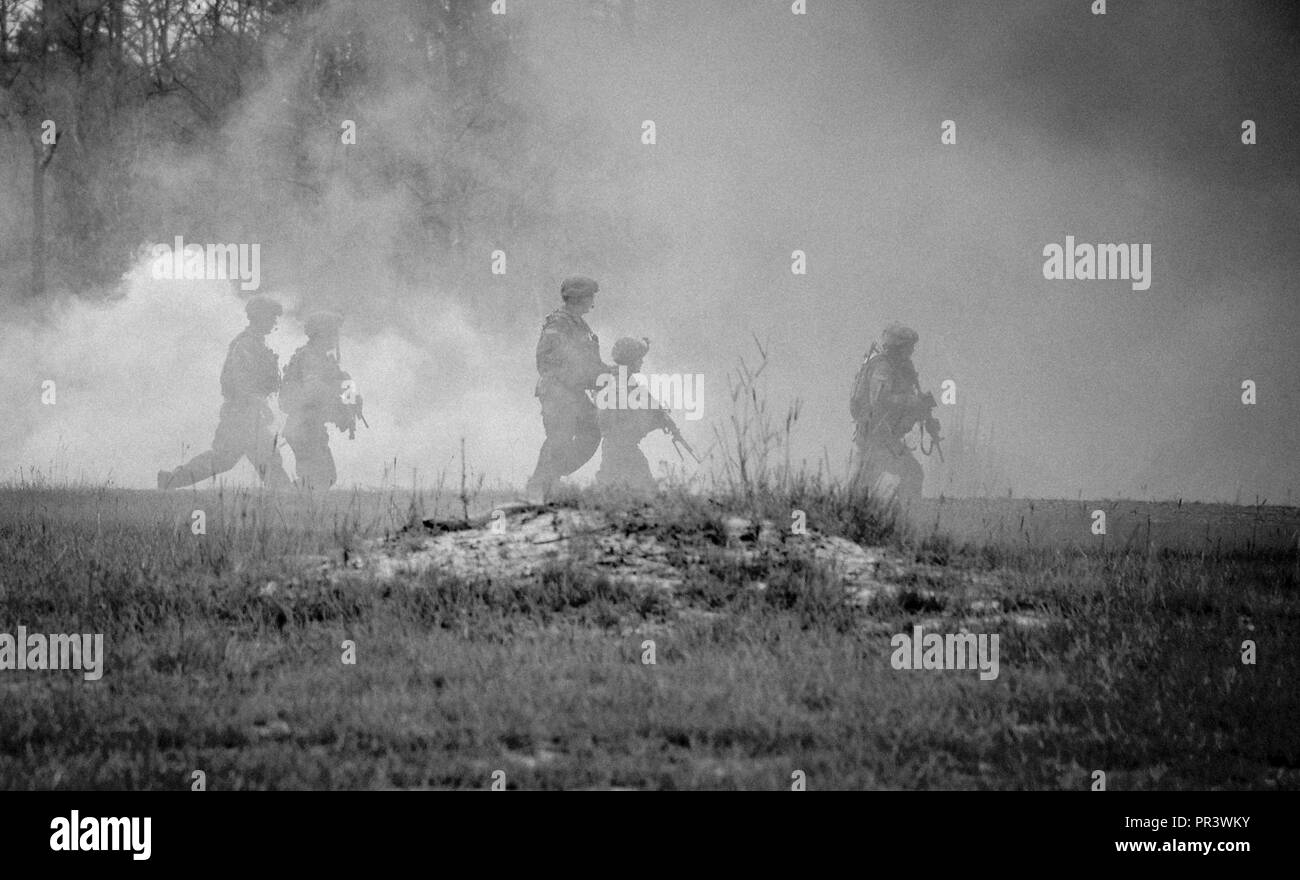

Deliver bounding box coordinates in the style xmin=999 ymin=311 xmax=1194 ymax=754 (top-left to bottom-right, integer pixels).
xmin=639 ymin=408 xmax=667 ymax=440
xmin=653 ymin=402 xmax=675 ymax=433
xmin=872 ymin=382 xmax=918 ymax=410
xmin=535 ymin=324 xmax=567 ymax=380
xmin=868 ymin=373 xmax=922 ymax=421
xmin=583 ymin=349 xmax=614 ymax=390
xmin=334 ymin=366 xmax=353 ymax=396
xmin=308 ymin=356 xmax=348 ymax=408
xmin=537 ymin=323 xmax=610 ymax=390
xmin=557 ymin=325 xmax=610 ymax=389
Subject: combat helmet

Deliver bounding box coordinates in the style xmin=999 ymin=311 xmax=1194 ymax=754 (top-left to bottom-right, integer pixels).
xmin=881 ymin=322 xmax=919 ymax=352
xmin=245 ymin=295 xmax=283 ymax=321
xmin=560 ymin=276 xmax=599 ymax=300
xmin=304 ymin=311 xmax=343 ymax=338
xmin=611 ymin=336 xmax=650 ymax=366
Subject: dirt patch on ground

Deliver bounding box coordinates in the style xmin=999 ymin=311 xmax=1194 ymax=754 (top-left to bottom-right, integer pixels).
xmin=327 ymin=502 xmax=1048 ymax=628
xmin=331 ymin=502 xmax=895 ymax=600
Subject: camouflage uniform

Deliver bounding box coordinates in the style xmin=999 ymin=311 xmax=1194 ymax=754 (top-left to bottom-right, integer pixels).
xmin=595 ymin=337 xmax=663 ymax=492
xmin=525 ymin=276 xmax=611 ymax=499
xmin=850 ymin=324 xmax=929 ymax=507
xmin=159 ymin=297 xmax=291 ymax=489
xmin=281 ymin=313 xmax=351 ymax=490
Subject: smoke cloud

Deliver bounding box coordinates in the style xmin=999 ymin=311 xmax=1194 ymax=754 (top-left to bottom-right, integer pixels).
xmin=4 ymin=0 xmax=1297 ymax=501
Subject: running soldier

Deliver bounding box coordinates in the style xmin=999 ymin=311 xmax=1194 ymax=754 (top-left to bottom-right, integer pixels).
xmin=158 ymin=296 xmax=292 ymax=489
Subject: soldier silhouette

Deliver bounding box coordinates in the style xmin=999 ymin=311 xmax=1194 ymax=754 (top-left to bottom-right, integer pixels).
xmin=849 ymin=323 xmax=941 ymax=509
xmin=595 ymin=336 xmax=668 ymax=493
xmin=158 ymin=296 xmax=291 ymax=490
xmin=525 ymin=276 xmax=614 ymax=502
xmin=281 ymin=311 xmax=355 ymax=490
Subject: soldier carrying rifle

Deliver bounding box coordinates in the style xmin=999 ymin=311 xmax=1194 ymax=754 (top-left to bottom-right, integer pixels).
xmin=849 ymin=322 xmax=942 ymax=509
xmin=525 ymin=276 xmax=615 ymax=502
xmin=280 ymin=311 xmax=365 ymax=490
xmin=595 ymin=337 xmax=697 ymax=493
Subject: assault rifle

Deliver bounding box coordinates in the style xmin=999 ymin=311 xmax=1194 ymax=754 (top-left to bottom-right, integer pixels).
xmin=661 ymin=412 xmax=701 ymax=463
xmin=343 ymin=393 xmax=369 ymax=441
xmin=336 ymin=337 xmax=369 ymax=441
xmin=916 ymin=388 xmax=943 ymax=463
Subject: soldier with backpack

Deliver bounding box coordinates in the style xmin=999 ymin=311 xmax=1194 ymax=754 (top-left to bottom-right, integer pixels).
xmin=849 ymin=323 xmax=941 ymax=508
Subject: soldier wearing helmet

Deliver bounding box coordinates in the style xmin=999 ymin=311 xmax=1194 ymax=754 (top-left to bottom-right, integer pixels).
xmin=524 ymin=276 xmax=615 ymax=501
xmin=848 ymin=322 xmax=938 ymax=508
xmin=157 ymin=295 xmax=292 ymax=489
xmin=595 ymin=336 xmax=664 ymax=493
xmin=280 ymin=311 xmax=353 ymax=490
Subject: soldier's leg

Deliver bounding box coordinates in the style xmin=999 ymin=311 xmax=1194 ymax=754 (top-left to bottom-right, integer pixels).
xmin=527 ymin=396 xmax=580 ymax=495
xmin=628 ymin=448 xmax=657 ymax=492
xmin=247 ymin=429 xmax=292 ymax=489
xmin=597 ymin=441 xmax=657 ymax=492
xmin=288 ymin=422 xmax=335 ymax=490
xmin=162 ymin=448 xmax=242 ymax=489
xmin=321 ymin=447 xmax=337 ymax=489
xmin=852 ymin=440 xmax=886 ymax=497
xmin=558 ymin=399 xmax=601 ymax=477
xmin=851 ymin=439 xmax=872 ymax=491
xmin=161 ymin=409 xmax=246 ymax=488
xmin=857 ymin=440 xmax=917 ymax=509
xmin=894 ymin=452 xmax=925 ymax=511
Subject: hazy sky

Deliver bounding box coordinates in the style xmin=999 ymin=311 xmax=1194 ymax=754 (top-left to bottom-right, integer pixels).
xmin=6 ymin=0 xmax=1298 ymax=501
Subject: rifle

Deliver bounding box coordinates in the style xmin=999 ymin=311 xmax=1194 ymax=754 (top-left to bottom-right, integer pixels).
xmin=660 ymin=412 xmax=701 ymax=463
xmin=634 ymin=375 xmax=700 ymax=464
xmin=336 ymin=336 xmax=369 ymax=441
xmin=346 ymin=393 xmax=369 ymax=440
xmin=915 ymin=386 xmax=944 ymax=463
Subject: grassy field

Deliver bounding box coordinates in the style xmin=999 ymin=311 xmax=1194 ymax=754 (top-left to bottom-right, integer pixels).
xmin=0 ymin=482 xmax=1296 ymax=790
